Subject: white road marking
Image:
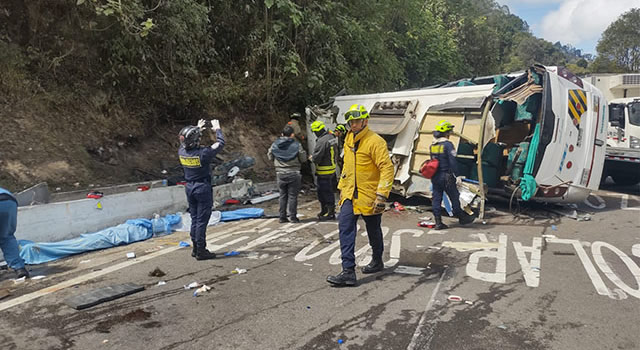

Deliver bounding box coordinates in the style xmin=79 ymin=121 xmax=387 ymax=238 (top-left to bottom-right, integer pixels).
xmin=591 ymin=241 xmax=640 ymax=299
xmin=0 ymin=220 xmax=258 ymax=312
xmin=546 ymin=238 xmax=610 ymax=296
xmin=406 ymin=268 xmax=448 ymax=350
xmin=466 ymin=234 xmax=507 ymax=284
xmin=294 ymin=229 xmax=341 ymax=262
xmin=513 ymin=237 xmax=542 ymax=287
xmin=632 ymin=244 xmax=640 ymax=258
xmin=621 ymin=194 xmax=640 ymax=211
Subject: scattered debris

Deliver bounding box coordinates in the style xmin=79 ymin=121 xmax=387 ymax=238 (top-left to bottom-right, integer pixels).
xmin=428 ymin=246 xmax=442 ymax=250
xmin=184 ymin=282 xmax=201 ymax=290
xmin=482 ymin=221 xmax=487 ymax=225
xmin=465 ymin=300 xmax=474 ymax=305
xmin=551 ymin=225 xmax=558 ymax=231
xmin=193 ymin=284 xmax=212 ymax=297
xmin=497 ymin=324 xmax=508 ymax=330
xmin=86 ymin=191 xmax=104 ymax=199
xmin=394 ymin=265 xmax=425 ymax=275
xmin=337 ymin=339 xmax=344 ymax=344
xmin=31 ymin=275 xmax=46 ymax=280
xmin=179 ymin=241 xmax=190 ymax=247
xmin=224 ymin=251 xmax=240 ymax=257
xmin=577 ymin=214 xmax=592 ymax=222
xmin=64 ymin=283 xmax=145 ymax=310
xmin=231 ymin=268 xmax=247 ymax=274
xmin=418 ymin=220 xmax=435 ymax=228
xmin=246 ymin=252 xmax=260 ymax=259
xmin=137 ymin=185 xmax=150 ymax=191
xmin=249 ymin=192 xmax=279 ymax=204
xmin=156 ymin=281 xmax=167 ymax=286
xmin=103 ymin=339 xmax=109 ymax=344
xmin=303 ymin=263 xmax=313 ymax=266
xmin=148 ymin=267 xmax=166 ymax=277
xmin=13 ymin=277 xmax=26 ymax=283
xmin=393 ymin=202 xmax=405 ymax=211
xmin=447 ymin=295 xmax=463 ymax=302
xmin=80 ymin=259 xmax=92 ymax=264
xmin=224 ymin=199 xmax=241 ymax=205
xmin=96 ymin=201 xmax=103 ymax=210
xmin=542 ymin=234 xmax=557 ymax=239
xmin=126 ymin=252 xmax=136 ymax=259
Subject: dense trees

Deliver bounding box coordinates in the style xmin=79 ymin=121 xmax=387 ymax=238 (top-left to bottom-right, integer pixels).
xmin=0 ymin=0 xmax=603 ymax=119
xmin=595 ymin=8 xmax=640 ymax=73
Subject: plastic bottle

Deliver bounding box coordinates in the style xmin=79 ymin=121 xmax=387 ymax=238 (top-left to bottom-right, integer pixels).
xmin=151 ymin=214 xmax=166 ymax=235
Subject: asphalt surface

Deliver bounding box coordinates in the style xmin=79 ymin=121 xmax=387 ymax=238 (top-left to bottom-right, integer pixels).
xmin=0 ymin=184 xmax=639 ymax=350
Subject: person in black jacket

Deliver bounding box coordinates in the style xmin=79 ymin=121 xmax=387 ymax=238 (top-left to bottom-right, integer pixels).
xmin=178 ymin=119 xmax=225 ymax=260
xmin=310 ymin=121 xmax=338 ymax=220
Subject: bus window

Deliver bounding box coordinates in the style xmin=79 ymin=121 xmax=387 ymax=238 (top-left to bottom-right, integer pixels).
xmin=628 ymin=101 xmax=640 ymax=126
xmin=609 ymin=104 xmax=626 ymax=127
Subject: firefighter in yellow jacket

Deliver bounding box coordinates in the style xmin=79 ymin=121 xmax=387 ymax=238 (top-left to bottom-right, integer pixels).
xmin=327 ymin=104 xmax=394 ymax=286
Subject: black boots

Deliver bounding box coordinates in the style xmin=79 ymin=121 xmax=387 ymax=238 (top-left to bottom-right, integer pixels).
xmin=319 ymin=205 xmax=335 ymax=221
xmin=15 ymin=267 xmax=29 ymax=279
xmin=326 ymin=269 xmax=357 ymax=286
xmin=191 ymin=244 xmax=197 ymax=257
xmin=195 ymin=246 xmax=217 ymax=260
xmin=361 ymin=258 xmax=384 ymax=274
xmin=434 ymin=215 xmax=448 ymax=230
xmin=317 ymin=204 xmax=328 ymax=219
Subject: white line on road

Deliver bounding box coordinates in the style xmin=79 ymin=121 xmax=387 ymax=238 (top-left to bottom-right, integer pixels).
xmin=407 ymin=269 xmax=448 ymax=350
xmin=0 ymin=219 xmax=258 ymax=312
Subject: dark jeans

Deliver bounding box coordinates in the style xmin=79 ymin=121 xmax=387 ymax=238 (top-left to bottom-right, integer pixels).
xmin=338 ymin=199 xmax=383 ymax=271
xmin=432 ymin=171 xmax=462 ymax=217
xmin=185 ymin=182 xmax=213 ymax=248
xmin=316 ymin=175 xmax=336 ymax=207
xmin=277 ymin=172 xmax=302 ymax=219
xmin=0 ymin=199 xmax=25 ymax=269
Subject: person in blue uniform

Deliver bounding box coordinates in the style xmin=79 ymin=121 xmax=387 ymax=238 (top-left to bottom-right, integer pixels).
xmin=178 ymin=119 xmax=225 ymax=260
xmin=0 ymin=187 xmax=29 ymax=278
xmin=430 ymin=120 xmax=475 ymax=230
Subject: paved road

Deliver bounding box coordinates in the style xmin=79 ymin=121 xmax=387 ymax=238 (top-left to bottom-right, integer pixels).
xmin=0 ymin=187 xmax=639 ymax=350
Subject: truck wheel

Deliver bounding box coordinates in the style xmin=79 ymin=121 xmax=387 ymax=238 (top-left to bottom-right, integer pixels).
xmin=611 ymin=173 xmax=640 ymax=186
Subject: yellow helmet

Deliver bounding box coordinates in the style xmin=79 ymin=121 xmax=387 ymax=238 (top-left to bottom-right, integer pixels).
xmin=310 ymin=120 xmax=326 ymax=132
xmin=344 ymin=104 xmax=369 ymax=122
xmin=335 ymin=124 xmax=347 ymax=133
xmin=435 ymin=120 xmax=454 ymax=133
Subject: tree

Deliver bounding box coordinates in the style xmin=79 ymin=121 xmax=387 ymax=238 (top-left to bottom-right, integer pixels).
xmin=596 ymin=8 xmax=640 ymax=72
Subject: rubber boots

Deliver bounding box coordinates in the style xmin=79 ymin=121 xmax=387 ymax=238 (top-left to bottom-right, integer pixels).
xmin=317 ymin=204 xmax=328 ymax=219
xmin=320 ymin=206 xmax=335 ymax=221
xmin=434 ymin=215 xmax=449 ymax=230
xmin=326 ymin=269 xmax=357 ymax=286
xmin=361 ymin=257 xmax=384 ymax=274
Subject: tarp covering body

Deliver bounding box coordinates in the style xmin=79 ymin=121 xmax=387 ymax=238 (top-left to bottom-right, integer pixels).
xmin=19 ymin=214 xmax=181 ymax=265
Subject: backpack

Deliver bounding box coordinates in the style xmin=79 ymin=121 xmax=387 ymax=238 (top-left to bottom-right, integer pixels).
xmin=420 ymin=158 xmax=439 ymax=179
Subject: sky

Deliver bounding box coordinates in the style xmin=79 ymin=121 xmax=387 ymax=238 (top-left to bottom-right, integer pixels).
xmin=496 ymin=0 xmax=639 ymax=56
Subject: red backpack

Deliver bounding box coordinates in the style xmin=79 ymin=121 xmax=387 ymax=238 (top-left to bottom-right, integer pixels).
xmin=420 ymin=158 xmax=439 ymax=179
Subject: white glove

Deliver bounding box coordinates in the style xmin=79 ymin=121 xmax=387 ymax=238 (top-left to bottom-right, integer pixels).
xmin=456 ymin=176 xmax=464 ymax=186
xmin=197 ymin=119 xmax=206 ymax=130
xmin=210 ymin=119 xmax=220 ymax=131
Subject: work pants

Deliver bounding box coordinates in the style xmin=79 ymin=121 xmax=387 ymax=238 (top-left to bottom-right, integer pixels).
xmin=316 ymin=175 xmax=336 ymax=208
xmin=431 ymin=171 xmax=462 ymax=218
xmin=277 ymin=172 xmax=301 ymax=219
xmin=185 ymin=182 xmax=213 ymax=249
xmin=0 ymin=199 xmax=25 ymax=269
xmin=338 ymin=199 xmax=383 ymax=271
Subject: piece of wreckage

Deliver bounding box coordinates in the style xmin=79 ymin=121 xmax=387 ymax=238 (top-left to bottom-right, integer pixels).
xmin=306 ymin=65 xmax=607 ymax=217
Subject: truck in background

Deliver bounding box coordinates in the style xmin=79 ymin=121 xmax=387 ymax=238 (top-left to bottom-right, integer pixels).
xmin=586 ymin=74 xmax=640 ymax=186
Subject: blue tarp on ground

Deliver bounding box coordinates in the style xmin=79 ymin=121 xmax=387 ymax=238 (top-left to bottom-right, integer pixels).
xmin=18 ymin=208 xmax=265 ymax=265
xmin=19 ymin=214 xmax=181 ymax=265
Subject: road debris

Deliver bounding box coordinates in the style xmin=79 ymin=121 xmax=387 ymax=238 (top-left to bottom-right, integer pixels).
xmin=86 ymin=191 xmax=104 ymax=199
xmin=232 ymin=268 xmax=247 ymax=274
xmin=447 ymin=295 xmax=463 ymax=302
xmin=148 ymin=267 xmax=166 ymax=277
xmin=64 ymin=283 xmax=145 ymax=310
xmin=13 ymin=277 xmax=26 ymax=283
xmin=80 ymin=259 xmax=91 ymax=264
xmin=31 ymin=275 xmax=46 ymax=280
xmin=394 ymin=265 xmax=425 ymax=275
xmin=193 ymin=284 xmax=212 ymax=297
xmin=497 ymin=324 xmax=508 ymax=330
xmin=184 ymin=282 xmax=201 ymax=290
xmin=179 ymin=241 xmax=190 ymax=247
xmin=393 ymin=202 xmax=405 ymax=211
xmin=156 ymin=281 xmax=167 ymax=286
xmin=126 ymin=252 xmax=136 ymax=259
xmin=249 ymin=192 xmax=280 ymax=204
xmin=418 ymin=220 xmax=435 ymax=228
xmin=224 ymin=251 xmax=240 ymax=256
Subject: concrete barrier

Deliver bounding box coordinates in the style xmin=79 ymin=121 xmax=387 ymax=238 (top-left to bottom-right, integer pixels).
xmin=16 ymin=185 xmax=188 ymax=243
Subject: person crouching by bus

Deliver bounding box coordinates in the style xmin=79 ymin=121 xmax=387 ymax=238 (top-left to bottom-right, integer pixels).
xmin=309 ymin=121 xmax=339 ymax=220
xmin=178 ymin=119 xmax=225 ymax=260
xmin=268 ymin=125 xmax=307 ymax=223
xmin=430 ymin=120 xmax=475 ymax=230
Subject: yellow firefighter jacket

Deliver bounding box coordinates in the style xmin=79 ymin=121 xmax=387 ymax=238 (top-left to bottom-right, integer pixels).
xmin=338 ymin=126 xmax=394 ymax=215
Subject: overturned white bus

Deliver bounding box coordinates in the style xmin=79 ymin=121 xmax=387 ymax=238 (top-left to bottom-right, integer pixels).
xmin=306 ymin=65 xmax=607 ymax=207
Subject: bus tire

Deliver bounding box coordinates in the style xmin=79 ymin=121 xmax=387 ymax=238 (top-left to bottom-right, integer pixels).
xmin=611 ymin=173 xmax=640 ymax=186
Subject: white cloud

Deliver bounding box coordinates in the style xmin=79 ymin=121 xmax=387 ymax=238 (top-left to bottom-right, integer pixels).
xmin=540 ymin=0 xmax=638 ymax=46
